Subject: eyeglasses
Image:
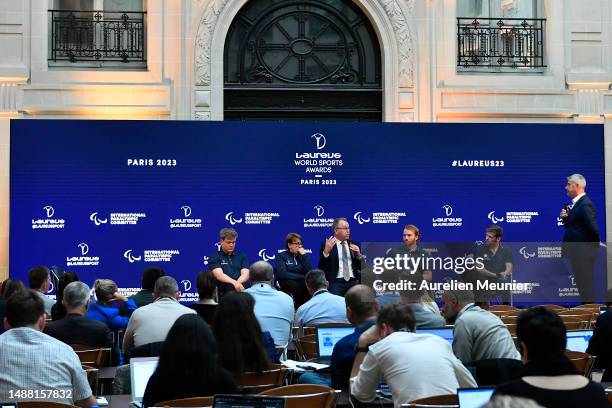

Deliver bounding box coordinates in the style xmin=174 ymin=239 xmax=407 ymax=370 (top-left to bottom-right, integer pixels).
xmin=336 ymin=227 xmax=350 ymax=230
xmin=289 ymin=242 xmax=302 ymax=246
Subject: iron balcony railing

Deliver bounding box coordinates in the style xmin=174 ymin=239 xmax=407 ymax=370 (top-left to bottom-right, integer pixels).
xmin=457 ymin=17 xmax=546 ymax=71
xmin=49 ymin=10 xmax=146 ymax=64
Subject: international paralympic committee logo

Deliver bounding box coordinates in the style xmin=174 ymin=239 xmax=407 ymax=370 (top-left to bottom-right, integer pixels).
xmin=353 ymin=211 xmax=371 ymax=225
xmin=311 ymin=133 xmax=326 ymax=150
xmin=519 ymin=246 xmax=536 ymax=260
xmin=487 ymin=211 xmax=505 ymax=224
xmin=314 ymin=205 xmax=325 ymax=217
xmin=89 ymin=212 xmax=108 ymax=226
xmin=258 ymin=249 xmax=276 ymax=262
xmin=225 ymin=211 xmax=243 ymax=225
xmin=123 ymin=249 xmax=142 ymax=263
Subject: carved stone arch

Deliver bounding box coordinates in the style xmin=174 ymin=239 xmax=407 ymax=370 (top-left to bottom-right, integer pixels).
xmin=193 ymin=0 xmax=415 ymax=121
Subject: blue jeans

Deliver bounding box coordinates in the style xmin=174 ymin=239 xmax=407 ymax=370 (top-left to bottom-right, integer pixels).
xmin=298 ymin=372 xmax=331 ymax=386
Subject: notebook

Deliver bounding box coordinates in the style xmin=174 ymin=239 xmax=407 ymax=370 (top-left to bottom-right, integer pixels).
xmin=419 ymin=327 xmax=454 ymax=344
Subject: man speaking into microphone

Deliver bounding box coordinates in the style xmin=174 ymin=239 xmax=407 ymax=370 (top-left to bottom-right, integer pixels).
xmin=319 ymin=217 xmax=363 ymax=296
xmin=560 ymin=173 xmax=600 ymax=303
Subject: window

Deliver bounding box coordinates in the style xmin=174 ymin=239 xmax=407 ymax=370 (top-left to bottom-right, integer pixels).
xmin=49 ymin=0 xmax=146 ymax=68
xmin=457 ymin=0 xmax=545 ymax=72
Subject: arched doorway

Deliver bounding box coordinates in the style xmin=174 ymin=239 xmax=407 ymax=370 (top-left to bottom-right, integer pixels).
xmin=223 ymin=0 xmax=382 ymax=121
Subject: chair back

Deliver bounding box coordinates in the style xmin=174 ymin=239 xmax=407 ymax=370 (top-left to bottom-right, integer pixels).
xmin=312 ymin=322 xmax=352 ymax=328
xmin=489 ymin=305 xmax=518 ymax=312
xmin=81 ymin=364 xmax=99 ymax=395
xmin=560 ymin=316 xmax=587 ymax=330
xmin=408 ymin=394 xmax=459 ymax=407
xmin=235 ymin=367 xmax=288 ymax=393
xmin=259 ymin=384 xmax=337 ymax=408
xmin=292 ymin=326 xmax=315 ymax=338
xmin=564 ymin=350 xmax=596 ymax=377
xmin=154 ymin=396 xmax=214 ymax=407
xmin=500 ymin=316 xmax=517 ymax=325
xmin=537 ymin=304 xmax=566 ymax=312
xmin=294 ymin=334 xmax=318 ymax=361
xmin=70 ymin=344 xmax=111 ymax=367
xmin=17 ymin=403 xmax=77 ymax=408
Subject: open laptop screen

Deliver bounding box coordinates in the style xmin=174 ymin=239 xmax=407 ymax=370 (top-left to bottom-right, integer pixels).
xmin=566 ymin=330 xmax=593 ymax=353
xmin=458 ymin=387 xmax=495 ymax=408
xmin=316 ymin=326 xmax=354 ymax=359
xmin=419 ymin=327 xmax=454 ymax=345
xmin=130 ymin=357 xmax=159 ymax=404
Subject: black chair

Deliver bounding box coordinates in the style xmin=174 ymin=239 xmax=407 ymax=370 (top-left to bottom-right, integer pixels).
xmin=124 ymin=341 xmax=165 ymax=361
xmin=467 ymin=358 xmax=524 ymax=386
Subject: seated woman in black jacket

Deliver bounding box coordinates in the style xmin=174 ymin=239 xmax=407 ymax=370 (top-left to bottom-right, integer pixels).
xmin=142 ymin=314 xmax=236 ymax=407
xmin=275 ymin=232 xmax=312 ymax=308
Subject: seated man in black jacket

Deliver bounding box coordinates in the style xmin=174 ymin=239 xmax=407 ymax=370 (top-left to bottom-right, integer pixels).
xmin=44 ymin=281 xmax=116 ymax=364
xmin=586 ymin=288 xmax=612 ymax=381
xmin=494 ymin=307 xmax=607 ymax=408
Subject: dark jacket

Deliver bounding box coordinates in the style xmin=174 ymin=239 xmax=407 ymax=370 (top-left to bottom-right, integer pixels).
xmin=275 ymin=251 xmax=312 ymax=281
xmin=318 ymin=240 xmax=362 ymax=283
xmin=562 ymin=195 xmax=600 ymax=258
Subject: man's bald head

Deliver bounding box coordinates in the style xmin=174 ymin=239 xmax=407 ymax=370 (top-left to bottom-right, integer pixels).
xmin=345 ymin=285 xmax=378 ymax=323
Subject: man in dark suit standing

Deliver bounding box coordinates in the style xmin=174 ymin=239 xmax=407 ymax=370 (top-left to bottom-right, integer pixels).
xmin=560 ymin=173 xmax=600 ymax=303
xmin=318 ymin=217 xmax=363 ymax=296
xmin=44 ymin=281 xmax=114 ymax=351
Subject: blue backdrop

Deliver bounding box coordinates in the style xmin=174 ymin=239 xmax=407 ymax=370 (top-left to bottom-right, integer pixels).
xmin=9 ymin=120 xmax=606 ymax=303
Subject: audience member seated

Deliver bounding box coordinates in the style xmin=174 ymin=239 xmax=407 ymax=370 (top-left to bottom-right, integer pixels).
xmin=441 ymin=289 xmax=520 ymax=364
xmin=122 ymin=276 xmax=195 ymax=353
xmin=295 ymin=269 xmax=349 ymax=327
xmin=0 ymin=278 xmax=25 ymax=335
xmin=142 ymin=314 xmax=237 ymax=407
xmin=87 ymin=278 xmax=137 ymax=332
xmin=300 ymin=284 xmax=379 ymax=389
xmin=130 ymin=266 xmax=165 ymax=308
xmin=28 ymin=265 xmax=55 ymax=315
xmin=44 ymin=281 xmax=114 ymax=355
xmin=189 ymin=270 xmax=217 ymax=324
xmin=586 ymin=288 xmax=612 ymax=381
xmin=245 ymin=261 xmax=294 ymax=347
xmin=0 ymin=290 xmax=96 ymax=407
xmin=350 ymin=302 xmax=477 ymax=405
xmin=399 ymin=280 xmax=445 ymax=328
xmin=214 ymin=291 xmax=276 ymax=373
xmin=494 ymin=306 xmax=608 ymax=408
xmin=51 ymin=271 xmax=79 ymax=321
xmin=275 ymin=232 xmax=313 ymax=308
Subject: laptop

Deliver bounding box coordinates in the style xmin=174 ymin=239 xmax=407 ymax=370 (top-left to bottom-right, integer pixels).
xmin=458 ymin=387 xmax=496 ymax=408
xmin=316 ymin=325 xmax=354 ymax=363
xmin=419 ymin=327 xmax=454 ymax=345
xmin=213 ymin=394 xmax=286 ymax=408
xmin=130 ymin=357 xmax=159 ymax=408
xmin=566 ymin=329 xmax=593 ymax=353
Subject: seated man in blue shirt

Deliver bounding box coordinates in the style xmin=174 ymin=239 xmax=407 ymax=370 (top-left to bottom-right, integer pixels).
xmin=208 ymin=227 xmax=250 ymax=298
xmin=300 ymin=284 xmax=379 ymax=390
xmin=295 ymin=269 xmax=349 ymax=327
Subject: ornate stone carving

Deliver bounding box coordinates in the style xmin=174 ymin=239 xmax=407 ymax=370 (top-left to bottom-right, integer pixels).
xmin=195 ymin=0 xmax=231 ymax=86
xmin=380 ymin=0 xmax=414 ymax=86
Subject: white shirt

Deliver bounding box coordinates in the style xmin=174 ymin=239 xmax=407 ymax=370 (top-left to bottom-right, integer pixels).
xmin=350 ymin=331 xmax=477 ymax=407
xmin=572 ymin=193 xmax=586 ymax=206
xmin=334 ymin=240 xmax=354 ymax=279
